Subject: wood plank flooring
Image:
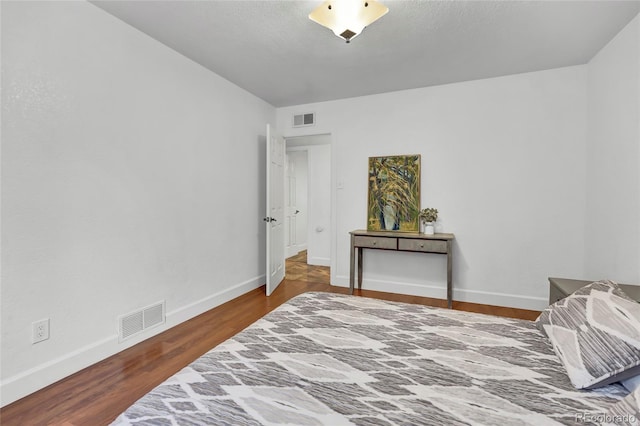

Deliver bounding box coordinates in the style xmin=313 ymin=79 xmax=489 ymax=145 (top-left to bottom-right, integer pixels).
xmin=0 ymin=251 xmax=541 ymax=425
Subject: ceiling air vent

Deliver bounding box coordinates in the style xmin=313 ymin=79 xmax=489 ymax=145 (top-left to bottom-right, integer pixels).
xmin=293 ymin=113 xmax=315 ymax=127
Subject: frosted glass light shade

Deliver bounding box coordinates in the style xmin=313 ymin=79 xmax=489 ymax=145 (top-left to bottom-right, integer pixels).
xmin=309 ymin=0 xmax=389 ymax=43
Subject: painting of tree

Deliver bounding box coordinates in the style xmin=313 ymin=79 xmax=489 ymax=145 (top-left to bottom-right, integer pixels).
xmin=368 ymin=155 xmax=420 ymax=232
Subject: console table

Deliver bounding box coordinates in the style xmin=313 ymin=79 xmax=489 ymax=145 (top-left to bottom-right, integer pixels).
xmin=349 ymin=230 xmax=455 ymax=308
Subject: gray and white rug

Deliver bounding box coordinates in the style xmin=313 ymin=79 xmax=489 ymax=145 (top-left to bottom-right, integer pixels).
xmin=112 ymin=292 xmax=626 ymax=425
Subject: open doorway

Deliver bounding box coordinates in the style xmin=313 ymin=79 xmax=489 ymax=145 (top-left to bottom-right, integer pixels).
xmin=284 ymin=134 xmax=331 ymax=268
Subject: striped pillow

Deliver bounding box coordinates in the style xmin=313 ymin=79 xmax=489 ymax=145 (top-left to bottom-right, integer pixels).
xmin=535 ymin=280 xmax=640 ymax=389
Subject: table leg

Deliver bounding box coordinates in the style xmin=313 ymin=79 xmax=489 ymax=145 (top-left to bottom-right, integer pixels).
xmin=447 ymin=241 xmax=453 ymax=308
xmin=349 ymin=234 xmax=355 ymax=295
xmin=357 ymin=248 xmax=363 ymax=290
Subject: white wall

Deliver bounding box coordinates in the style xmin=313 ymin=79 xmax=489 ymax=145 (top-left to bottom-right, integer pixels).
xmin=1 ymin=1 xmax=274 ymax=405
xmin=585 ymin=14 xmax=640 ymax=283
xmin=278 ymin=66 xmax=588 ymax=310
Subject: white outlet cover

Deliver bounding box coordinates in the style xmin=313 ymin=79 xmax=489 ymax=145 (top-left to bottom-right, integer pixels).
xmin=32 ymin=318 xmax=50 ymax=344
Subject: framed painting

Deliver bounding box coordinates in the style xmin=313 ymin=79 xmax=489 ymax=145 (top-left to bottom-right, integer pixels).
xmin=367 ymin=154 xmax=421 ymax=232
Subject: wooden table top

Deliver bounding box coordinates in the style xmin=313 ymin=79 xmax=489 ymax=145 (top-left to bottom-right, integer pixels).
xmin=350 ymin=230 xmax=455 ymax=240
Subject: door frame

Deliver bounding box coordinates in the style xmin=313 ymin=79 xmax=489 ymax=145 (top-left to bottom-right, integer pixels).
xmin=284 ymin=134 xmax=334 ymax=273
xmin=284 ymin=151 xmax=308 ymax=259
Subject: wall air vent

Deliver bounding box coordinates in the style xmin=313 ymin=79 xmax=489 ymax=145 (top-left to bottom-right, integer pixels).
xmin=119 ymin=301 xmax=165 ymax=342
xmin=293 ymin=113 xmax=315 ymax=127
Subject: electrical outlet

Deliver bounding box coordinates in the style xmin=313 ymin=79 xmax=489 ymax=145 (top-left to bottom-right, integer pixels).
xmin=32 ymin=318 xmax=50 ymax=344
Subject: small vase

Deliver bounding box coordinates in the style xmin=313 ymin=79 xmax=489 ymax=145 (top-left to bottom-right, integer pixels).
xmin=423 ymin=222 xmax=435 ymax=235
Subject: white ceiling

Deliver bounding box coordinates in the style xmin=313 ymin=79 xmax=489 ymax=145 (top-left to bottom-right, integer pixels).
xmin=92 ymin=0 xmax=640 ymax=107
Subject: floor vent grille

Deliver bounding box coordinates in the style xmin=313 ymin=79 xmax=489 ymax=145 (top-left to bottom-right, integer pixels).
xmin=119 ymin=301 xmax=165 ymax=342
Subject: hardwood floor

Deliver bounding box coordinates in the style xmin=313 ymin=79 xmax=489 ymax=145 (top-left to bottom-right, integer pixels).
xmin=0 ymin=252 xmax=540 ymax=425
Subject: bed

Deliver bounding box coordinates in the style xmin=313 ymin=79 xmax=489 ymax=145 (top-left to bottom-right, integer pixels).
xmin=112 ymin=289 xmax=637 ymax=425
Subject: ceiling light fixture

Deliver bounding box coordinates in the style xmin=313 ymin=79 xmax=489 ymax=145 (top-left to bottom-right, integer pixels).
xmin=309 ymin=0 xmax=389 ymax=44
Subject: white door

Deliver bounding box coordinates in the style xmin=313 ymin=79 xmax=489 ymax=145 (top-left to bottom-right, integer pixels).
xmin=285 ymin=154 xmax=298 ymax=258
xmin=265 ymin=124 xmax=285 ymax=296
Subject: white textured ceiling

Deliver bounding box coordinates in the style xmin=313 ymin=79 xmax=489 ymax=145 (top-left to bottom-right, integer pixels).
xmin=92 ymin=0 xmax=640 ymax=107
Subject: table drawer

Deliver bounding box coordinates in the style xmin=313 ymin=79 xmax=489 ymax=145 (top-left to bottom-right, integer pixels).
xmin=398 ymin=239 xmax=447 ymax=253
xmin=354 ymin=236 xmax=397 ymax=250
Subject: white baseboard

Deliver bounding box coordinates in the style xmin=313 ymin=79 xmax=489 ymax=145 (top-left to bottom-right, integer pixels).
xmin=308 ymin=256 xmax=330 ymax=266
xmin=452 ymin=287 xmax=547 ymax=311
xmin=164 ymin=275 xmax=264 ymax=328
xmin=285 ymin=247 xmax=298 ymax=258
xmin=285 ymin=244 xmax=308 ymax=259
xmin=0 ymin=275 xmax=265 ymax=407
xmin=332 ymin=275 xmax=547 ymax=311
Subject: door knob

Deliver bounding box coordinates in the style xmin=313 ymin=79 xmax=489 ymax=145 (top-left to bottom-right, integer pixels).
xmin=295 ymin=210 xmax=300 ymax=214
xmin=263 ymin=217 xmax=277 ymax=222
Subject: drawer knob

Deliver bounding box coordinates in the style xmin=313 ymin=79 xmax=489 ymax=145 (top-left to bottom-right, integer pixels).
xmin=373 ymin=240 xmax=377 ymax=245
xmin=420 ymin=243 xmax=424 ymax=248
